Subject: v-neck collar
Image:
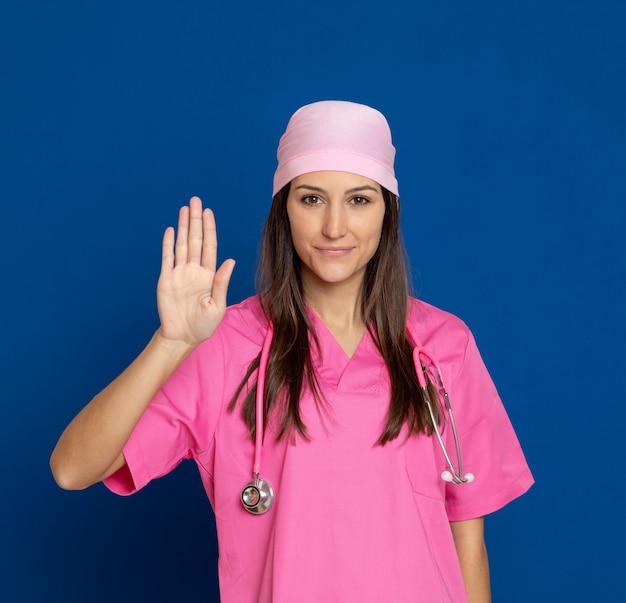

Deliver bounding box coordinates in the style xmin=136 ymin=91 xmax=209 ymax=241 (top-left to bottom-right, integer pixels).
xmin=306 ymin=307 xmax=386 ymax=392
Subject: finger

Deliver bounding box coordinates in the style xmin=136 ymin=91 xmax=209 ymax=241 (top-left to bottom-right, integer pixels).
xmin=187 ymin=196 xmax=204 ymax=264
xmin=175 ymin=205 xmax=190 ymax=266
xmin=210 ymin=259 xmax=236 ymax=307
xmin=201 ymin=207 xmax=218 ymax=272
xmin=161 ymin=226 xmax=175 ymax=274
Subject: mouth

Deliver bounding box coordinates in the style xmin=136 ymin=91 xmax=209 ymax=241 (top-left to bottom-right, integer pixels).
xmin=314 ymin=246 xmax=354 ymax=257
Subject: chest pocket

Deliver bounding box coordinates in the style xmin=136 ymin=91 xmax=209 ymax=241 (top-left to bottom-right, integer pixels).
xmin=405 ymin=433 xmax=450 ymax=529
xmin=405 ymin=433 xmax=447 ymax=500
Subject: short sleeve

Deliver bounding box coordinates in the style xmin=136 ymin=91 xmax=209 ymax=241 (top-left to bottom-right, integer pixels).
xmin=103 ymin=330 xmax=227 ymax=496
xmin=443 ymin=331 xmax=534 ymax=521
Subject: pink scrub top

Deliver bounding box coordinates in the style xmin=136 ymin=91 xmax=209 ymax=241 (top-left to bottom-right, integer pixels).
xmin=105 ymin=296 xmax=533 ymax=602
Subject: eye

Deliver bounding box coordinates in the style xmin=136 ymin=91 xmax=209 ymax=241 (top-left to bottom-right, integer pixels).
xmin=349 ymin=196 xmax=370 ymax=206
xmin=301 ymin=195 xmax=323 ymax=206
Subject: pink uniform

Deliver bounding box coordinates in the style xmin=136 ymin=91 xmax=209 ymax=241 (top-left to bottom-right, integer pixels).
xmin=105 ymin=296 xmax=533 ymax=602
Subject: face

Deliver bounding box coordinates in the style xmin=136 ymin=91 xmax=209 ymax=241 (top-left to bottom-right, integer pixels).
xmin=286 ymin=170 xmax=386 ymax=295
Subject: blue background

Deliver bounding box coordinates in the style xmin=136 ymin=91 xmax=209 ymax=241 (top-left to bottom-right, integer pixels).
xmin=2 ymin=0 xmax=624 ymax=600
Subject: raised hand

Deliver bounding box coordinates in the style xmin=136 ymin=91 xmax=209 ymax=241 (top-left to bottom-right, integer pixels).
xmin=49 ymin=197 xmax=234 ymax=490
xmin=156 ymin=196 xmax=235 ymax=347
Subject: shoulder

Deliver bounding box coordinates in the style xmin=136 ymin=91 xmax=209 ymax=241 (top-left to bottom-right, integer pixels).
xmin=407 ymin=297 xmax=475 ymax=383
xmin=408 ymin=297 xmax=472 ymax=348
xmin=210 ymin=295 xmax=269 ymax=350
xmin=176 ymin=296 xmax=268 ymax=391
xmin=222 ymin=294 xmax=268 ymax=329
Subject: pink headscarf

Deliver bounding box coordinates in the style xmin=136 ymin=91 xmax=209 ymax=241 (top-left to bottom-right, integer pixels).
xmin=273 ymin=100 xmax=399 ymax=197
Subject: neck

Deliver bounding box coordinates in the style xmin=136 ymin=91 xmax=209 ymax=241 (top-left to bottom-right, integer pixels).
xmin=301 ymin=275 xmax=364 ymax=332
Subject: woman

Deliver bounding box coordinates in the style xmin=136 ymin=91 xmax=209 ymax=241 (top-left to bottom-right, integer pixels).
xmin=51 ymin=101 xmax=533 ymax=602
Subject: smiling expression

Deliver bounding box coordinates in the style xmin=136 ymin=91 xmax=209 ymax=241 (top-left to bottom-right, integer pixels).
xmin=286 ymin=170 xmax=386 ymax=295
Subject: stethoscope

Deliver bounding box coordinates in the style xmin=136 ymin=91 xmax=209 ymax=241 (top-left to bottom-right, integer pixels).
xmin=240 ymin=323 xmax=275 ymax=514
xmin=405 ymin=321 xmax=475 ymax=487
xmin=240 ymin=321 xmax=474 ymax=515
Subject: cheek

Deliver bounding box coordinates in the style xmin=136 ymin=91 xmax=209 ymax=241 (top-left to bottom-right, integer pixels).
xmin=290 ymin=234 xmax=303 ymax=260
xmin=361 ymin=215 xmax=385 ymax=248
xmin=368 ymin=231 xmax=384 ymax=259
xmin=287 ymin=206 xmax=313 ymax=246
xmin=288 ymin=219 xmax=302 ymax=245
xmin=287 ymin=216 xmax=308 ymax=258
xmin=363 ymin=222 xmax=385 ymax=262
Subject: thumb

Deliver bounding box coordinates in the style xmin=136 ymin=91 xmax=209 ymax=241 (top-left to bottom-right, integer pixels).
xmin=211 ymin=259 xmax=236 ymax=307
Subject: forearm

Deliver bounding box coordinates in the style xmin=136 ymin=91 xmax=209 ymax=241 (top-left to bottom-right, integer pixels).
xmin=450 ymin=518 xmax=491 ymax=603
xmin=50 ymin=330 xmax=195 ymax=490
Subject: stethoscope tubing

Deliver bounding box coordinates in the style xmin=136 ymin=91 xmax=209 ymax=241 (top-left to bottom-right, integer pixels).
xmin=253 ymin=323 xmax=274 ymax=478
xmin=242 ymin=319 xmax=473 ymax=514
xmin=405 ymin=322 xmax=473 ymax=485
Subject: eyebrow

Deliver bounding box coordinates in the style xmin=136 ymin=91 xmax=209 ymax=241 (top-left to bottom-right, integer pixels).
xmin=293 ymin=184 xmax=380 ymax=194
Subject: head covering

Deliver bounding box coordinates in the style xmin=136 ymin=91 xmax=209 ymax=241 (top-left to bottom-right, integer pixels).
xmin=273 ymin=100 xmax=398 ymax=197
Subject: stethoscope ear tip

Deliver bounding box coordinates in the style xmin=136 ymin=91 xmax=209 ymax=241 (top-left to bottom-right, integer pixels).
xmin=441 ymin=470 xmax=474 ymax=484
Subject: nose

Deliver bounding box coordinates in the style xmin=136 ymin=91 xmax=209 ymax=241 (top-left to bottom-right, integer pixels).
xmin=321 ymin=203 xmax=347 ymax=239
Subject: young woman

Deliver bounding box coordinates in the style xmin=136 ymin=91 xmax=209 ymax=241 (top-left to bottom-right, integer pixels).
xmin=51 ymin=100 xmax=533 ymax=602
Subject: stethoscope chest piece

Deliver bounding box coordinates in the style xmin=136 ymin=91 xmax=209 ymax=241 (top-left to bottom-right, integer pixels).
xmin=241 ymin=474 xmax=274 ymax=514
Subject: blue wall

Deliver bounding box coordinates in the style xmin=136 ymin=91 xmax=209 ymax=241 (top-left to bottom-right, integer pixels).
xmin=2 ymin=1 xmax=624 ymax=600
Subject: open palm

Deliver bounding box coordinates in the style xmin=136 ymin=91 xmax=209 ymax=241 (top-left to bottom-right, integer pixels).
xmin=157 ymin=196 xmax=235 ymax=347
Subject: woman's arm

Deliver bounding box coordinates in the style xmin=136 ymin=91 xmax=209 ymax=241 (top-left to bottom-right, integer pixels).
xmin=450 ymin=517 xmax=491 ymax=603
xmin=50 ymin=332 xmax=196 ymax=490
xmin=50 ymin=197 xmax=235 ymax=491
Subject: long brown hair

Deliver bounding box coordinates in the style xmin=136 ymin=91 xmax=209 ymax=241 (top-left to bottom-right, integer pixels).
xmin=229 ymin=183 xmax=441 ymax=444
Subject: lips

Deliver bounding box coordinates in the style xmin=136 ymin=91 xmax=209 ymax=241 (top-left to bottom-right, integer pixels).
xmin=314 ymin=246 xmax=354 ymax=257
